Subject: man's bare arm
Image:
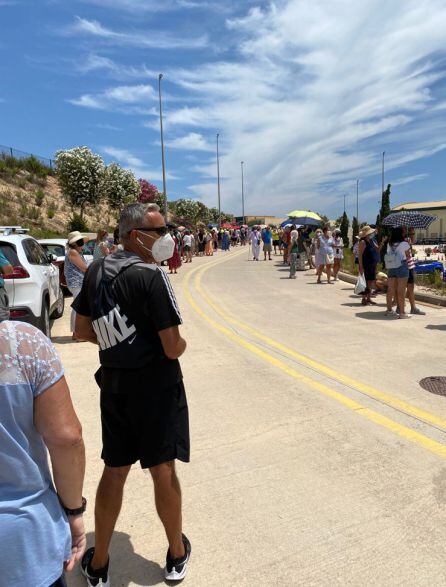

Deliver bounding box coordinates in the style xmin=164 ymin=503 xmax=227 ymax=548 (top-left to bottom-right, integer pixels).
xmin=74 ymin=314 xmax=98 ymax=344
xmin=158 ymin=325 xmax=187 ymax=359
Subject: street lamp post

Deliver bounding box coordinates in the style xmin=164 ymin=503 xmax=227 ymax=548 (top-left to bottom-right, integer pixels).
xmin=241 ymin=161 xmax=245 ymax=226
xmin=356 ymin=179 xmax=359 ymax=224
xmin=158 ymin=73 xmax=167 ymax=217
xmin=216 ymin=133 xmax=221 ymax=228
xmin=381 ymin=151 xmax=385 ymax=198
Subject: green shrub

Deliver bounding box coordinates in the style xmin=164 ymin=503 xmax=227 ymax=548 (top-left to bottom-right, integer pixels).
xmin=28 ymin=206 xmax=40 ymax=221
xmin=68 ymin=213 xmax=89 ymax=232
xmin=35 ymin=189 xmax=45 ymax=207
xmin=16 ymin=178 xmax=27 ymax=189
xmin=23 ymin=155 xmax=50 ymax=177
xmin=47 ymin=204 xmax=56 ymax=219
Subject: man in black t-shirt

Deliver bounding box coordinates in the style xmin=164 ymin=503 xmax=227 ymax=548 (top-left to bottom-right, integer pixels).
xmin=73 ymin=203 xmax=191 ymax=584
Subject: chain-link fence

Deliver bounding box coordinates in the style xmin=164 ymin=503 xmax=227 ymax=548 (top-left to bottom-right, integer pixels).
xmin=0 ymin=145 xmax=54 ymax=169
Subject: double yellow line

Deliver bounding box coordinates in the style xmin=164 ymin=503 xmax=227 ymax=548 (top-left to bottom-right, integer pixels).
xmin=183 ymin=251 xmax=446 ymax=459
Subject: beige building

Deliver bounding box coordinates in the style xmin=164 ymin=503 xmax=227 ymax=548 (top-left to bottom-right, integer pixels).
xmin=238 ymin=215 xmax=286 ymax=226
xmin=392 ymin=201 xmax=446 ymax=240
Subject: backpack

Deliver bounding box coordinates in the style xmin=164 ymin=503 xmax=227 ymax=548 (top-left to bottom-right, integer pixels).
xmin=384 ymin=244 xmax=402 ymax=269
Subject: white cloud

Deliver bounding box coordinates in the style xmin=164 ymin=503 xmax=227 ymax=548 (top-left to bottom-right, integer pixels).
xmin=77 ymin=53 xmax=157 ymax=80
xmin=79 ymin=0 xmax=233 ymax=12
xmin=67 ymin=16 xmax=208 ymax=50
xmin=69 ymin=83 xmax=157 ymax=112
xmin=165 ymin=0 xmax=446 ymax=216
xmin=166 ymin=132 xmax=214 ymax=151
xmin=100 ymin=146 xmax=177 ymax=181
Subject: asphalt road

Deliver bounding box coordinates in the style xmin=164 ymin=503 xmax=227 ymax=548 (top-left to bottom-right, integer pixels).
xmin=58 ymin=247 xmax=446 ymax=586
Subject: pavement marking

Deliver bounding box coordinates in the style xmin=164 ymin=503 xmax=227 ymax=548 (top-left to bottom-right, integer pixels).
xmin=183 ymin=253 xmax=446 ymax=460
xmin=192 ymin=256 xmax=446 ymax=432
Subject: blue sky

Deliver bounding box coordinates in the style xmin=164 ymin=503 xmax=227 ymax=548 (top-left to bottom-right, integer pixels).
xmin=1 ymin=0 xmax=446 ymax=222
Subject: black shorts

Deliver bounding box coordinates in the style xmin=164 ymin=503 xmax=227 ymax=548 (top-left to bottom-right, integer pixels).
xmin=364 ymin=263 xmax=377 ymax=283
xmin=100 ymin=381 xmax=190 ymax=469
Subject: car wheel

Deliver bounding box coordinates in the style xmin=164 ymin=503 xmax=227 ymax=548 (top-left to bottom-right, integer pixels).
xmin=39 ymin=300 xmax=51 ymax=337
xmin=51 ymin=289 xmax=65 ymax=319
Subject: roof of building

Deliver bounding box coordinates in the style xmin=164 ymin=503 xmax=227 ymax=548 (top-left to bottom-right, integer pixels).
xmin=392 ymin=201 xmax=446 ymax=211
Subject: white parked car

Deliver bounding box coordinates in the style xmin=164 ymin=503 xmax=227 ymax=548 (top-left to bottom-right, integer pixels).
xmin=0 ymin=231 xmax=65 ymax=336
xmin=38 ymin=238 xmax=94 ymax=293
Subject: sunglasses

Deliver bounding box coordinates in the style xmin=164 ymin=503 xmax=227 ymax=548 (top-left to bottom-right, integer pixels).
xmin=133 ymin=226 xmax=168 ymax=236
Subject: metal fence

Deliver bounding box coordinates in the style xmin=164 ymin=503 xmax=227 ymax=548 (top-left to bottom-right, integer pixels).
xmin=0 ymin=145 xmax=54 ymax=169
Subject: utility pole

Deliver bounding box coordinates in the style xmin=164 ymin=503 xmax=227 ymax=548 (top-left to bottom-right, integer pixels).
xmin=356 ymin=179 xmax=359 ymax=224
xmin=216 ymin=133 xmax=221 ymax=228
xmin=241 ymin=161 xmax=245 ymax=225
xmin=158 ymin=73 xmax=167 ymax=216
xmin=381 ymin=151 xmax=385 ymax=199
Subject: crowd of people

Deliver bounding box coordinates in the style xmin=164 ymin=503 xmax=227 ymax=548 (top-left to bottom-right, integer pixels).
xmin=252 ymin=221 xmax=426 ymax=319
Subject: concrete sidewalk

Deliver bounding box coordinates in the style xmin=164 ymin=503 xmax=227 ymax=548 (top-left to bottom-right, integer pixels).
xmin=59 ymin=249 xmax=446 ymax=586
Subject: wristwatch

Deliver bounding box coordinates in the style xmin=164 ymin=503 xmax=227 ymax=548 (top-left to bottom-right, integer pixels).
xmin=59 ymin=496 xmax=87 ymax=516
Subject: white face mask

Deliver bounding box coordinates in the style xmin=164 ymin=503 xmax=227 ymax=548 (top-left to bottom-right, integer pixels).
xmin=137 ymin=231 xmax=175 ymax=263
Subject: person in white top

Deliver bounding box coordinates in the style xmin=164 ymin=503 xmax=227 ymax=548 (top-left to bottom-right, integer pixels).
xmin=332 ymin=228 xmax=344 ymax=281
xmin=182 ymin=231 xmax=193 ymax=263
xmin=384 ymin=227 xmax=412 ymax=319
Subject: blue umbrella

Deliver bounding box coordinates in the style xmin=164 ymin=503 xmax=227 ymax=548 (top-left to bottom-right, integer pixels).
xmin=382 ymin=211 xmax=437 ymax=229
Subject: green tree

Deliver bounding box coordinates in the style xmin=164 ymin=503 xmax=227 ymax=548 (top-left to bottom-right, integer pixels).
xmin=352 ymin=216 xmax=359 ymax=241
xmin=55 ymin=146 xmax=104 ymax=219
xmin=173 ymin=199 xmax=200 ymax=223
xmin=221 ymin=212 xmax=234 ymax=223
xmin=340 ymin=211 xmax=350 ymax=246
xmin=196 ymin=201 xmax=210 ymax=224
xmin=208 ymin=207 xmax=221 ymax=223
xmin=376 ymin=183 xmax=392 ymax=228
xmin=100 ymin=163 xmax=140 ymax=211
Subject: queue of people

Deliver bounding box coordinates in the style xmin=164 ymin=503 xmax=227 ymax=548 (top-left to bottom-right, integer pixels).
xmin=248 ymin=222 xmax=426 ymax=320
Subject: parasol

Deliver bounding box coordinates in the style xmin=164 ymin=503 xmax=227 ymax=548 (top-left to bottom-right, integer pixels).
xmin=285 ymin=210 xmax=322 ymax=226
xmin=382 ymin=211 xmax=437 ymax=229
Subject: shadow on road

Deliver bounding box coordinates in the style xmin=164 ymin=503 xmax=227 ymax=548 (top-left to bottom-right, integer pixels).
xmin=67 ymin=531 xmax=164 ymax=587
xmin=426 ymin=324 xmax=446 ymax=331
xmin=52 ymin=336 xmax=74 ymax=345
xmin=354 ymin=311 xmax=394 ymax=320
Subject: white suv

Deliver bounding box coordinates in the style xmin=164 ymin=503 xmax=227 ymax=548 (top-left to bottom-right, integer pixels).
xmin=0 ymin=232 xmax=64 ymax=336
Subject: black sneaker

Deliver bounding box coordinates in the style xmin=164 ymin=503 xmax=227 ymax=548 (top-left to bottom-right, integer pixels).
xmin=81 ymin=547 xmax=110 ymax=587
xmin=164 ymin=534 xmax=191 ymax=581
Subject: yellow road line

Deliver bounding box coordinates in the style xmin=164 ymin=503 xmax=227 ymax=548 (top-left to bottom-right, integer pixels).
xmin=183 ymin=255 xmax=446 ymax=460
xmin=192 ymin=259 xmax=446 ymax=431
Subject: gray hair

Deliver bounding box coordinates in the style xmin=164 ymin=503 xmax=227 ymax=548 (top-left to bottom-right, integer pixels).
xmin=119 ymin=202 xmax=161 ymax=239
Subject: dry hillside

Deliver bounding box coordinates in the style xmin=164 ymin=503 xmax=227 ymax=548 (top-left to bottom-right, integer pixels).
xmin=0 ymin=170 xmax=117 ymax=236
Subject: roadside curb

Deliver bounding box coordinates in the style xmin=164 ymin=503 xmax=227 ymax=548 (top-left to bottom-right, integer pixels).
xmin=338 ymin=271 xmax=446 ymax=307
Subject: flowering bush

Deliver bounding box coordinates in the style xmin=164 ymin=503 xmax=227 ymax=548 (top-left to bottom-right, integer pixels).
xmin=138 ymin=179 xmax=159 ymax=203
xmin=101 ymin=163 xmax=140 ymax=211
xmin=55 ymin=147 xmax=104 ymax=218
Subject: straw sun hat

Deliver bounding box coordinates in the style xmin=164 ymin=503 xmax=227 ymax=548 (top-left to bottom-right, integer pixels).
xmin=359 ymin=225 xmax=375 ymax=238
xmin=67 ymin=231 xmax=84 ymax=245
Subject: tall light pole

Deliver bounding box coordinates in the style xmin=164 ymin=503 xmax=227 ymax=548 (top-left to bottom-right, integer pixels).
xmin=216 ymin=133 xmax=221 ymax=228
xmin=356 ymin=179 xmax=359 ymax=224
xmin=381 ymin=151 xmax=385 ymax=199
xmin=158 ymin=73 xmax=167 ymax=217
xmin=241 ymin=161 xmax=245 ymax=225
